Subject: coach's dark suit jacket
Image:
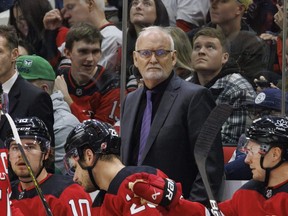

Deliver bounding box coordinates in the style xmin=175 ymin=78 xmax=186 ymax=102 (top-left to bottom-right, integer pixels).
xmin=0 ymin=75 xmax=54 ymax=148
xmin=121 ymin=73 xmax=224 ymax=204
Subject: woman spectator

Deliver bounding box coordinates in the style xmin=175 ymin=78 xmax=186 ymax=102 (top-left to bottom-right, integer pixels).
xmin=9 ymin=0 xmax=68 ymax=70
xmin=126 ymin=0 xmax=170 ymax=91
xmin=165 ymin=26 xmax=193 ymax=81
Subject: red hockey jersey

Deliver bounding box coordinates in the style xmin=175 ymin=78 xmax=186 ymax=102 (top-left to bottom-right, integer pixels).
xmin=160 ymin=179 xmax=288 ymax=216
xmin=58 ymin=65 xmax=121 ymax=124
xmin=11 ymin=174 xmax=92 ymax=216
xmin=93 ymin=166 xmax=168 ymax=215
xmin=0 ymin=147 xmax=11 ymax=215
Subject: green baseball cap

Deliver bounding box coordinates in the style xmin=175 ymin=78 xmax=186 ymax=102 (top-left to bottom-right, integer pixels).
xmin=16 ymin=55 xmax=56 ymax=81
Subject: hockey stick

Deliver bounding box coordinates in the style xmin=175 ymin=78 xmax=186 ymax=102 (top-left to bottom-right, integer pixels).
xmin=0 ymin=88 xmax=53 ymax=216
xmin=194 ymin=104 xmax=233 ymax=216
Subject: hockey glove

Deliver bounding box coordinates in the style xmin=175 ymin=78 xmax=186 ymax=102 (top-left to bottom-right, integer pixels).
xmin=128 ymin=173 xmax=182 ymax=208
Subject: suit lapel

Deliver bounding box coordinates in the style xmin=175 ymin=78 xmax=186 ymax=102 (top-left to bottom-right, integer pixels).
xmin=0 ymin=76 xmax=21 ymax=130
xmin=138 ymin=75 xmax=181 ymax=164
xmin=121 ymin=88 xmax=143 ymax=164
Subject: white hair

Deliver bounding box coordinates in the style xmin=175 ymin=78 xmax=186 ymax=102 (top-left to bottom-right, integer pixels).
xmin=136 ymin=26 xmax=175 ymax=50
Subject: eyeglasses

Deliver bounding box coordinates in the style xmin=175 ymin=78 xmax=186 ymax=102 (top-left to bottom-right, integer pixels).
xmin=136 ymin=49 xmax=173 ymax=58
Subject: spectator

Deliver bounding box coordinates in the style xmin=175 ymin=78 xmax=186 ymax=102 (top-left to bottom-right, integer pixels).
xmin=191 ymin=27 xmax=256 ymax=146
xmin=161 ymin=0 xmax=210 ymax=32
xmin=165 ymin=26 xmax=193 ymax=81
xmin=0 ymin=25 xmax=55 ymax=175
xmin=126 ymin=0 xmax=170 ymax=91
xmin=17 ymin=55 xmax=80 ymax=174
xmin=55 ymin=23 xmax=121 ymax=125
xmin=246 ymin=0 xmax=280 ymax=35
xmin=9 ymin=0 xmax=68 ymax=70
xmin=7 ymin=117 xmax=92 ymax=215
xmin=260 ymin=4 xmax=288 ymax=75
xmin=64 ymin=119 xmax=170 ymax=215
xmin=43 ymin=0 xmax=122 ymax=73
xmin=121 ymin=26 xmax=224 ymax=205
xmin=189 ymin=0 xmax=269 ymax=87
xmin=225 ymin=87 xmax=288 ymax=180
xmin=128 ymin=115 xmax=288 ymax=215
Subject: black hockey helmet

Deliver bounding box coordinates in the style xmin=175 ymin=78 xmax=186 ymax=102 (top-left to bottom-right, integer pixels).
xmin=102 ymin=122 xmax=121 ymax=155
xmin=245 ymin=115 xmax=288 ymax=160
xmin=64 ymin=119 xmax=120 ymax=175
xmin=65 ymin=119 xmax=107 ymax=157
xmin=5 ymin=116 xmax=51 ymax=151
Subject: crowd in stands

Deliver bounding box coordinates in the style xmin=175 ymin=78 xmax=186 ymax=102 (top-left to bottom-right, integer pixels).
xmin=0 ymin=0 xmax=288 ymax=215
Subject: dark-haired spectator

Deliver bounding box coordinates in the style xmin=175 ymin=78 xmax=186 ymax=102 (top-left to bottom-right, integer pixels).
xmin=55 ymin=23 xmax=121 ymax=125
xmin=188 ymin=0 xmax=269 ymax=87
xmin=9 ymin=0 xmax=68 ymax=70
xmin=191 ymin=27 xmax=256 ymax=147
xmin=259 ymin=4 xmax=287 ymax=74
xmin=246 ymin=0 xmax=280 ymax=35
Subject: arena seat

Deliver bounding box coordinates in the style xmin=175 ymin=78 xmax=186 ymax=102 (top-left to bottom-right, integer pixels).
xmin=223 ymin=146 xmax=236 ymax=164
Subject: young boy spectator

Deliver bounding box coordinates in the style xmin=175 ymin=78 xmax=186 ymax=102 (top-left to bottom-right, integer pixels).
xmin=55 ymin=23 xmax=121 ymax=124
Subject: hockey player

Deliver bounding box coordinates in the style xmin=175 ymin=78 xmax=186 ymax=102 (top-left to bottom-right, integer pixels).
xmin=7 ymin=117 xmax=92 ymax=215
xmin=63 ymin=119 xmax=178 ymax=215
xmin=0 ymin=139 xmax=24 ymax=216
xmin=127 ymin=115 xmax=288 ymax=215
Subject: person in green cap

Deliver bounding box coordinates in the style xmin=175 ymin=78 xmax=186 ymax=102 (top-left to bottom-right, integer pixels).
xmin=17 ymin=54 xmax=80 ymax=175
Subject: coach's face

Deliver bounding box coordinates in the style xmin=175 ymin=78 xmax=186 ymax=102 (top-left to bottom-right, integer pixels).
xmin=133 ymin=29 xmax=177 ymax=89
